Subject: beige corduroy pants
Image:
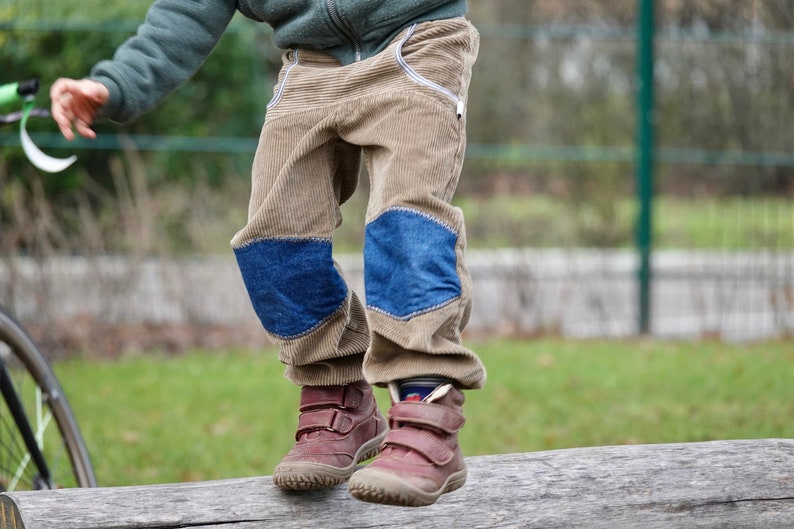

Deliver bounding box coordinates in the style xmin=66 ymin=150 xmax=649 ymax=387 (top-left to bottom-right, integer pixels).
xmin=232 ymin=17 xmax=486 ymax=390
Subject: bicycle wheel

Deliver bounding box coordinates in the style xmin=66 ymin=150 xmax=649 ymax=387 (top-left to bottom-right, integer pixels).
xmin=0 ymin=307 xmax=96 ymax=489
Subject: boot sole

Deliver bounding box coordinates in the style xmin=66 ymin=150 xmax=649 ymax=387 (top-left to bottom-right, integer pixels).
xmin=273 ymin=430 xmax=387 ymax=491
xmin=348 ymin=467 xmax=467 ymax=507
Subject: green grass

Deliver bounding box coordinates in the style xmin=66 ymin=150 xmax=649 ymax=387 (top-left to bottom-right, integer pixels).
xmin=654 ymin=196 xmax=794 ymax=250
xmin=53 ymin=339 xmax=794 ymax=487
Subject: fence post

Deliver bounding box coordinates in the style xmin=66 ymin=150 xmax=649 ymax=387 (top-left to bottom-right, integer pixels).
xmin=635 ymin=0 xmax=656 ymax=334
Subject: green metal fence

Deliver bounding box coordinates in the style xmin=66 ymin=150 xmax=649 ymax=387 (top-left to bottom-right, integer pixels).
xmin=635 ymin=0 xmax=656 ymax=333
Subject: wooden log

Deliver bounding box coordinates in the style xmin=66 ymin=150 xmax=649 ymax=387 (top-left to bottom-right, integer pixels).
xmin=1 ymin=439 xmax=793 ymax=529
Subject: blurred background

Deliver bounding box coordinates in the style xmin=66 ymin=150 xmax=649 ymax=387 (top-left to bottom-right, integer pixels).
xmin=1 ymin=0 xmax=793 ymax=354
xmin=2 ymin=0 xmax=793 ymax=488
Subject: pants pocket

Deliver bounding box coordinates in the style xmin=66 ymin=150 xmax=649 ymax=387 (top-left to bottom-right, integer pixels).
xmin=393 ymin=19 xmax=478 ymax=118
xmin=267 ymin=49 xmax=300 ymax=111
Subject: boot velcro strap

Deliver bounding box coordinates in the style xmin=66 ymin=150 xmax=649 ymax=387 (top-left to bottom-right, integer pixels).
xmin=299 ymin=385 xmax=363 ymax=411
xmin=296 ymin=408 xmax=354 ymax=438
xmin=383 ymin=428 xmax=455 ymax=465
xmin=388 ymin=401 xmax=465 ymax=434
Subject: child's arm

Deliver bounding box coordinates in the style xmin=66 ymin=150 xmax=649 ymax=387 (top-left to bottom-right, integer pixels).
xmin=84 ymin=0 xmax=237 ymax=125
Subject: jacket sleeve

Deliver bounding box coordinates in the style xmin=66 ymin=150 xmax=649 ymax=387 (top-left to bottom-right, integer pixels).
xmin=90 ymin=0 xmax=237 ymax=124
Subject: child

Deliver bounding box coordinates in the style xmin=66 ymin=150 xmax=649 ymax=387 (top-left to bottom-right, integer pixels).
xmin=51 ymin=0 xmax=486 ymax=507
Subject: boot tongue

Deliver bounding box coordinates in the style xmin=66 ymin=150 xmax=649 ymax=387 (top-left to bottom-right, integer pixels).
xmin=382 ymin=383 xmax=456 ymax=460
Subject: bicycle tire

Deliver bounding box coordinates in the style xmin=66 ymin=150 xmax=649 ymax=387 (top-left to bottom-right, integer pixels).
xmin=0 ymin=307 xmax=97 ymax=489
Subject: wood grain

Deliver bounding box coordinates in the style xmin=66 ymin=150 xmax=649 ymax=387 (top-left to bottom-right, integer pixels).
xmin=2 ymin=439 xmax=793 ymax=528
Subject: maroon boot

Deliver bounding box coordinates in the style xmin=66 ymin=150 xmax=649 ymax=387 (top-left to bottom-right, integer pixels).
xmin=273 ymin=380 xmax=388 ymax=490
xmin=348 ymin=383 xmax=467 ymax=506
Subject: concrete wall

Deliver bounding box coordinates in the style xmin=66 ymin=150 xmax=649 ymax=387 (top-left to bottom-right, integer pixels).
xmin=2 ymin=249 xmax=793 ymax=343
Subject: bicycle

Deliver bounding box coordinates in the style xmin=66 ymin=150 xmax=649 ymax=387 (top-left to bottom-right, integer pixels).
xmin=0 ymin=79 xmax=96 ymax=489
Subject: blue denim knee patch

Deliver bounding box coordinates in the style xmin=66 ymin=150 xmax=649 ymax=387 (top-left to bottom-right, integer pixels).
xmin=364 ymin=207 xmax=461 ymax=320
xmin=234 ymin=238 xmax=347 ymax=338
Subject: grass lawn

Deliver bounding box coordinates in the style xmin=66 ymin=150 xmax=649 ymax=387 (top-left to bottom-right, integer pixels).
xmin=54 ymin=338 xmax=794 ymax=487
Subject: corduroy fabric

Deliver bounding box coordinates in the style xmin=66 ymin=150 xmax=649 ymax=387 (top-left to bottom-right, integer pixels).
xmin=231 ymin=17 xmax=486 ymax=390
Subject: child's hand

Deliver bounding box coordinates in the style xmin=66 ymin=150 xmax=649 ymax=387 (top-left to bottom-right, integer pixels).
xmin=50 ymin=78 xmax=110 ymax=141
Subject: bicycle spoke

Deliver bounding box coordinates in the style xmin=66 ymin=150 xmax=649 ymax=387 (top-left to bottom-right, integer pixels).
xmin=0 ymin=308 xmax=96 ymax=488
xmin=0 ymin=427 xmax=32 ymax=490
xmin=35 ymin=387 xmax=56 ymax=448
xmin=0 ymin=397 xmax=32 ymax=490
xmin=0 ymin=361 xmax=49 ymax=490
xmin=8 ymin=453 xmax=31 ymax=491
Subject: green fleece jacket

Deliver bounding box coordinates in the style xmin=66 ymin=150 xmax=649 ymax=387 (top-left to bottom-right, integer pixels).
xmin=91 ymin=0 xmax=468 ymax=123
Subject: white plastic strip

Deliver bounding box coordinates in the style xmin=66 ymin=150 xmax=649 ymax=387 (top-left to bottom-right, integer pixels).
xmin=21 ymin=102 xmax=77 ymax=173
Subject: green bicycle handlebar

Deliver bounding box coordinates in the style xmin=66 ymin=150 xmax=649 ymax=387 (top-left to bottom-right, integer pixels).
xmin=1 ymin=79 xmax=77 ymax=172
xmin=0 ymin=80 xmax=39 ymax=107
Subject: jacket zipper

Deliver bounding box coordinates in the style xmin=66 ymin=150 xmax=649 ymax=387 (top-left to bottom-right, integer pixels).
xmin=326 ymin=0 xmax=362 ymax=62
xmin=395 ymin=24 xmax=465 ymax=118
